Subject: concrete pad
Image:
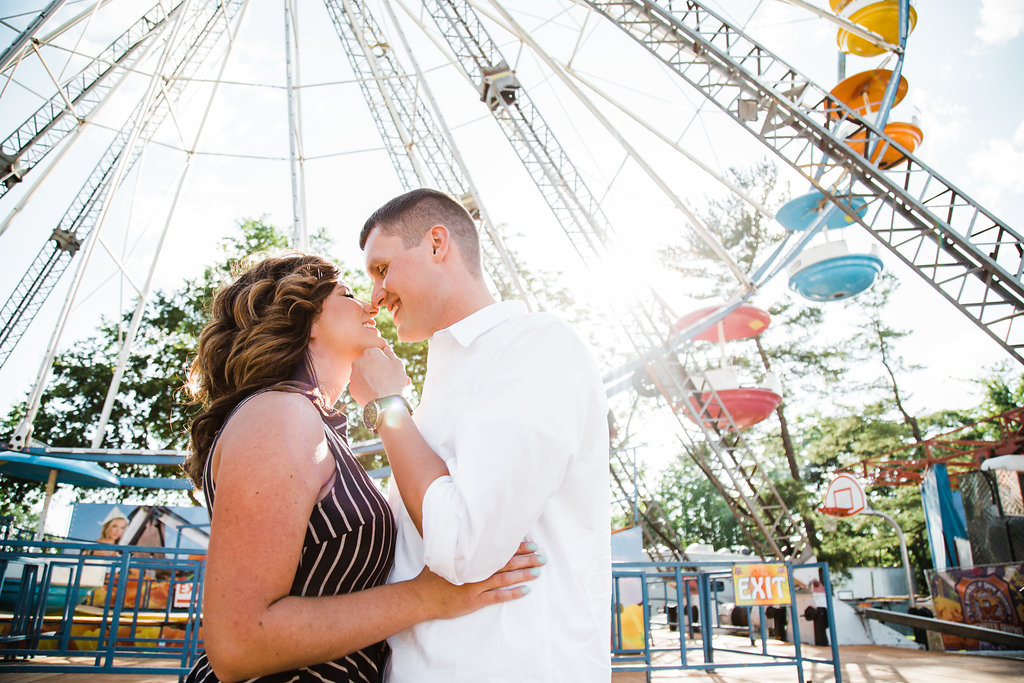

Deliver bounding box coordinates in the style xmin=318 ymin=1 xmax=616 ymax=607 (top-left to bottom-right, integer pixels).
xmin=611 ymin=641 xmax=1024 ymax=682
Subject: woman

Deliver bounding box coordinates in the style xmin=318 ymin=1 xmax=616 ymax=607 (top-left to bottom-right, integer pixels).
xmin=183 ymin=253 xmax=539 ymax=682
xmin=84 ymin=514 xmax=127 ymax=557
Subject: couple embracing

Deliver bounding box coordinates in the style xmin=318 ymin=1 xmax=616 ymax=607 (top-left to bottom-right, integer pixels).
xmin=184 ymin=189 xmax=611 ymax=682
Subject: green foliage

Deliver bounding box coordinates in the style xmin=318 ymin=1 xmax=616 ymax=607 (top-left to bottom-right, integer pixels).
xmin=976 ymin=361 xmax=1024 ymax=417
xmin=655 ymin=452 xmax=746 ymax=551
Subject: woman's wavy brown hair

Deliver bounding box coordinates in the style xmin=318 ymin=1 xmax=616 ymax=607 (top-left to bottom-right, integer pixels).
xmin=182 ymin=253 xmax=339 ymax=487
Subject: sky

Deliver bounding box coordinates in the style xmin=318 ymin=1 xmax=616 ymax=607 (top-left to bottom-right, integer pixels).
xmin=1 ymin=0 xmax=1023 ymax=533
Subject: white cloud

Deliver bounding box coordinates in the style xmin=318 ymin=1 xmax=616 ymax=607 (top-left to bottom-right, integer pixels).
xmin=909 ymin=88 xmax=970 ymax=148
xmin=1014 ymin=120 xmax=1024 ymax=146
xmin=975 ymin=0 xmax=1024 ymax=45
xmin=967 ymin=133 xmax=1024 ymax=210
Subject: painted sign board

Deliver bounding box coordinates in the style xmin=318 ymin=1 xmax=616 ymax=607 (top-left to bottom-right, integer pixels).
xmin=733 ymin=563 xmax=791 ymax=606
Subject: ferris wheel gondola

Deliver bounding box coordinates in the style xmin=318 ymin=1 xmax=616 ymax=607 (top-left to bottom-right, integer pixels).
xmin=832 ymin=0 xmax=918 ymax=58
xmin=777 ymin=189 xmax=881 ymax=301
xmin=673 ymin=304 xmax=782 ymax=431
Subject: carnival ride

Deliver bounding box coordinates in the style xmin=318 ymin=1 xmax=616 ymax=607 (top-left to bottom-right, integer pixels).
xmin=0 ymin=0 xmax=1020 ymax=569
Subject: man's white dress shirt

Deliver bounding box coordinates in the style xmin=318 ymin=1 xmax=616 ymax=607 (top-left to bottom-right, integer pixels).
xmin=386 ymin=300 xmax=611 ymax=682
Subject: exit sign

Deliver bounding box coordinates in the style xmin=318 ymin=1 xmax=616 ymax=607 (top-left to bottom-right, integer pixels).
xmin=733 ymin=563 xmax=791 ymax=606
xmin=173 ymin=582 xmax=195 ymax=609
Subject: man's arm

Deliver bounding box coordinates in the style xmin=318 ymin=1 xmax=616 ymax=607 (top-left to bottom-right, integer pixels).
xmin=349 ymin=344 xmax=448 ymax=535
xmin=376 ymin=411 xmax=446 ymax=535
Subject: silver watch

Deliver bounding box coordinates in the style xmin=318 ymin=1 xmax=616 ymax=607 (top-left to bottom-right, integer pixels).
xmin=362 ymin=394 xmax=413 ymax=433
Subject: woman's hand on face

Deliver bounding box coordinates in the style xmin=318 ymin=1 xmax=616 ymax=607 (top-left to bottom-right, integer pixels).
xmin=412 ymin=542 xmax=545 ymax=620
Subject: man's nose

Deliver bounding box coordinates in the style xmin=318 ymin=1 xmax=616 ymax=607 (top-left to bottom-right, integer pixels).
xmin=370 ymin=281 xmax=387 ymax=309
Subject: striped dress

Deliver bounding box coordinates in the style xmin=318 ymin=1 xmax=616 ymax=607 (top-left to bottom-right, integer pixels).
xmin=186 ymin=388 xmax=396 ymax=683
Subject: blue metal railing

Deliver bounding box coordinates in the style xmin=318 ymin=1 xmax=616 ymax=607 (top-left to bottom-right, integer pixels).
xmin=0 ymin=538 xmax=205 ymax=676
xmin=612 ymin=560 xmax=843 ymax=682
xmin=2 ymin=541 xmax=841 ymax=679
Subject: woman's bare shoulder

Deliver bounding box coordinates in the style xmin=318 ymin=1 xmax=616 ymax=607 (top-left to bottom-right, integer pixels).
xmin=215 ymin=391 xmax=329 ymax=480
xmin=225 ymin=391 xmax=321 ymax=432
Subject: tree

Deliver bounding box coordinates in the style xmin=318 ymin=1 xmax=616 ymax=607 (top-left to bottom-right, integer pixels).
xmin=660 ymin=160 xmax=788 ymax=293
xmin=655 ymin=451 xmax=745 ymax=551
xmin=844 ymin=271 xmax=925 ymax=442
xmin=975 ymin=362 xmax=1024 ymax=418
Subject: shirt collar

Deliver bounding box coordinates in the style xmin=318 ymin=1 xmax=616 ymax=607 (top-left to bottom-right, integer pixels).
xmin=441 ymin=300 xmax=527 ymax=348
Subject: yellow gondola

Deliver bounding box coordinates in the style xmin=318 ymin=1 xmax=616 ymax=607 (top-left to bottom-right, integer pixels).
xmin=834 ymin=0 xmax=917 ymax=57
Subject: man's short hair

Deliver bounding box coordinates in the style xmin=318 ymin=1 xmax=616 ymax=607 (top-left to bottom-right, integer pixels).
xmin=360 ymin=188 xmax=481 ymax=275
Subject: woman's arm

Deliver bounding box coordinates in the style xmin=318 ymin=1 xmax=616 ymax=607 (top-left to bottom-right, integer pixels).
xmin=201 ymin=392 xmax=536 ymax=682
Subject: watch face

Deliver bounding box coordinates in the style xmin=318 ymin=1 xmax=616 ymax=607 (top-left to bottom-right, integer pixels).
xmin=362 ymin=401 xmax=379 ymax=432
xmin=362 ymin=395 xmax=412 ymax=433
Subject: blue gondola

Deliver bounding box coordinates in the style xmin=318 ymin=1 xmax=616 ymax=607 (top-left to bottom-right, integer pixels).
xmin=788 ymin=243 xmax=884 ymax=301
xmin=775 ymin=190 xmax=867 ymax=232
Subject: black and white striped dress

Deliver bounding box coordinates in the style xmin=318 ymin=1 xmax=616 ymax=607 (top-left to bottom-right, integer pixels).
xmin=186 ymin=389 xmax=396 ymax=683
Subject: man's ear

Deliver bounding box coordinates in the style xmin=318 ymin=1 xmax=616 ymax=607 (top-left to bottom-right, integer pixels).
xmin=429 ymin=224 xmax=450 ymax=262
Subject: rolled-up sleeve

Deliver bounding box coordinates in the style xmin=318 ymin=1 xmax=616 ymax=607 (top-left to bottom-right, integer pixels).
xmin=420 ymin=320 xmax=593 ymax=584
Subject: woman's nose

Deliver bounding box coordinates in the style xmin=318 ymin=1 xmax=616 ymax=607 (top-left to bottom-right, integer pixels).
xmin=361 ymin=298 xmax=380 ymax=315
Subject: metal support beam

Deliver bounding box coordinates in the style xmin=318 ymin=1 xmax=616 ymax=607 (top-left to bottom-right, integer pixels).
xmin=0 ymin=1 xmax=181 ymax=201
xmin=283 ymin=0 xmax=308 ymax=250
xmin=322 ymin=0 xmax=535 ymax=306
xmin=0 ymin=0 xmax=69 ymax=74
xmin=0 ymin=0 xmax=245 ymax=373
xmin=858 ymin=607 xmax=1024 ymax=649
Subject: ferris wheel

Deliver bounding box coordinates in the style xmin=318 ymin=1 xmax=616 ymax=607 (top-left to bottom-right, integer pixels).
xmin=0 ymin=0 xmax=1019 ymax=561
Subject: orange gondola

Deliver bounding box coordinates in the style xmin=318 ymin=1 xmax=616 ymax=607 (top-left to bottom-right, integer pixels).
xmin=827 ymin=69 xmax=908 ymax=120
xmin=846 ymin=121 xmax=923 ymax=169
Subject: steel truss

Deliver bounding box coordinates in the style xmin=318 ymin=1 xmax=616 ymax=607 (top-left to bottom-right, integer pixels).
xmin=0 ymin=1 xmax=180 ymax=199
xmin=581 ymin=0 xmax=1024 ymax=364
xmin=320 ymin=0 xmax=532 ymax=305
xmin=0 ymin=0 xmax=244 ymax=370
xmin=610 ymin=446 xmax=686 ymax=560
xmin=842 ymin=406 xmax=1024 ymax=486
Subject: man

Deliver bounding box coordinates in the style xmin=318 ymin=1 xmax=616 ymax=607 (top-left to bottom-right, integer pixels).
xmin=348 ymin=188 xmax=611 ymax=682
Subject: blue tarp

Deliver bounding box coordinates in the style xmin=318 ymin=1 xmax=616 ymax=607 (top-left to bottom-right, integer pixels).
xmin=921 ymin=464 xmax=969 ymax=570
